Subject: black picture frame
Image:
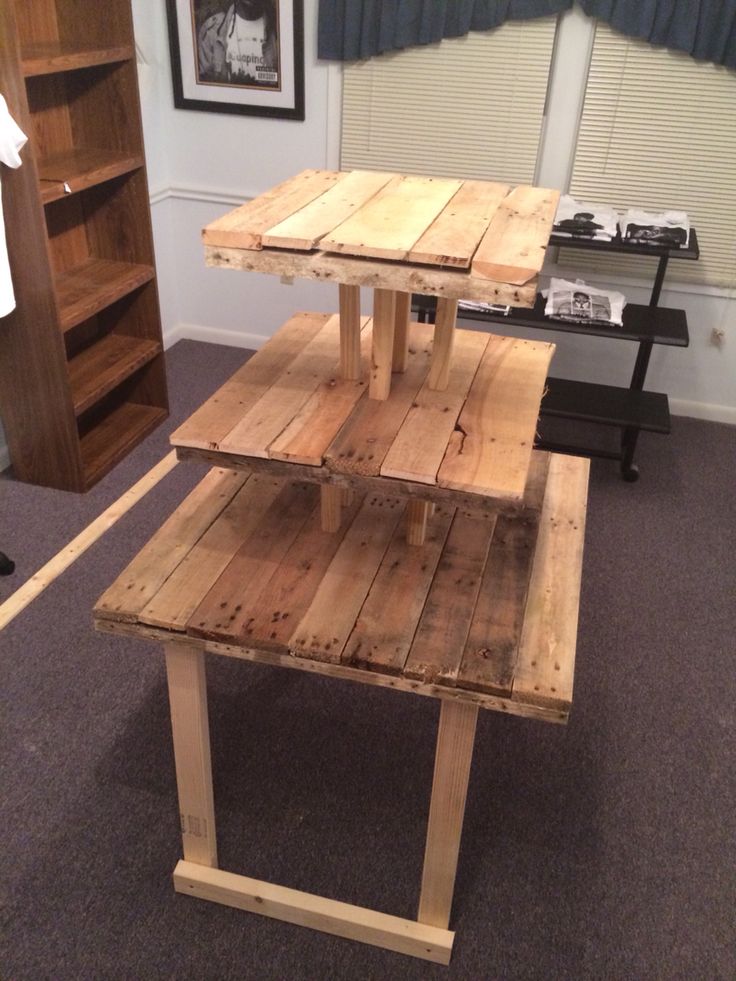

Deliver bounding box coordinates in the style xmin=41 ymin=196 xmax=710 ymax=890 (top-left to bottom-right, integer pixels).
xmin=166 ymin=0 xmax=305 ymax=120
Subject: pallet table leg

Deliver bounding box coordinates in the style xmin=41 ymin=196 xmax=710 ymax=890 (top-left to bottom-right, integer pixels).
xmin=427 ymin=298 xmax=458 ymax=392
xmin=370 ymin=288 xmax=397 ymax=400
xmin=406 ymin=499 xmax=431 ymax=546
xmin=393 ymin=291 xmax=411 ymax=373
xmin=321 ymin=484 xmax=343 ymax=532
xmin=339 ymin=284 xmax=362 ymax=381
xmin=418 ymin=700 xmax=479 ymax=930
xmin=164 ymin=642 xmax=218 ymax=868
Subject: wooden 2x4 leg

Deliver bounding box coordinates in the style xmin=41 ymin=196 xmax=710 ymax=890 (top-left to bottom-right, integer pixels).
xmin=163 ymin=640 xmax=480 ymax=963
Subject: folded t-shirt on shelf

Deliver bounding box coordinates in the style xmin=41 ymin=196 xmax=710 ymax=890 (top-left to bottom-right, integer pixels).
xmin=544 ymin=278 xmax=626 ymax=328
xmin=552 ymin=195 xmax=618 ymax=241
xmin=621 ymin=208 xmax=689 ymax=247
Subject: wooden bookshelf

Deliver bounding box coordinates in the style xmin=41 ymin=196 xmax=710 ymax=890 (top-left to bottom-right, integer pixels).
xmin=0 ymin=0 xmax=168 ymax=491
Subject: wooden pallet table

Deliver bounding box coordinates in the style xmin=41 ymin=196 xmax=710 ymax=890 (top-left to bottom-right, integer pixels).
xmin=202 ymin=169 xmax=559 ymax=401
xmin=94 ymin=452 xmax=589 ymax=964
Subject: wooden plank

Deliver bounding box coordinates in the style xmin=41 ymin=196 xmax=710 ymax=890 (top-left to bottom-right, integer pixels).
xmin=188 ymin=482 xmax=319 ymax=644
xmin=261 ymin=170 xmax=394 ymax=250
xmin=392 ymin=291 xmax=411 ymax=372
xmin=98 ymin=619 xmax=569 ymax=724
xmin=1 ymin=451 xmax=177 ymax=632
xmin=457 ymin=513 xmax=541 ymax=696
xmin=404 ymin=512 xmax=497 ymax=685
xmin=202 ymin=170 xmax=341 ymax=250
xmin=512 ymin=454 xmax=589 ymax=711
xmin=289 ymin=495 xmax=405 ymax=663
xmin=218 ymin=314 xmax=348 ymax=459
xmin=94 ymin=467 xmax=247 ymax=623
xmin=322 ymin=174 xmax=463 ymax=262
xmin=343 ymin=504 xmax=454 ymax=675
xmin=325 ymin=322 xmax=434 ymax=477
xmin=269 ymin=318 xmax=371 ymax=466
xmin=370 ymin=289 xmax=396 ymax=400
xmin=139 ymin=475 xmax=282 ymax=631
xmin=427 ymin=298 xmax=458 ymax=392
xmin=381 ymin=329 xmax=488 ymax=486
xmin=418 ymin=701 xmax=478 ymax=931
xmin=173 ymin=862 xmax=454 ymax=965
xmin=206 ymin=243 xmax=539 ymax=308
xmin=437 ymin=335 xmax=555 ymax=501
xmin=170 ymin=312 xmax=329 ymax=451
xmin=339 ymin=283 xmax=362 ymax=381
xmin=165 ymin=644 xmax=217 ymax=868
xmin=471 ymin=185 xmax=560 ymax=285
xmin=409 ymin=180 xmax=510 ymax=268
xmin=240 ymin=495 xmax=363 ymax=651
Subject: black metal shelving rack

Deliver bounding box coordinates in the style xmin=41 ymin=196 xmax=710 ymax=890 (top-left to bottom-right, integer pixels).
xmin=414 ymin=228 xmax=698 ymax=481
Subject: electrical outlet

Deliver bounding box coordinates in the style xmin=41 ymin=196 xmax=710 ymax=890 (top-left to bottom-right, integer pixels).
xmin=710 ymin=327 xmax=725 ymax=347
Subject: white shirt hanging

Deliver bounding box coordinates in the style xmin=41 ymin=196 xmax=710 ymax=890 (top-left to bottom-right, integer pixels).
xmin=0 ymin=94 xmax=28 ymax=318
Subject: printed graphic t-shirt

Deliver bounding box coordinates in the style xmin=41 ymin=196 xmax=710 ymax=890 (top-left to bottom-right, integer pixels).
xmin=226 ymin=14 xmax=266 ymax=82
xmin=0 ymin=95 xmax=27 ymax=318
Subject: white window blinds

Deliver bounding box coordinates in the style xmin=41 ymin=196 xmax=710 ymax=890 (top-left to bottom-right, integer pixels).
xmin=341 ymin=18 xmax=557 ymax=186
xmin=565 ymin=22 xmax=736 ymax=288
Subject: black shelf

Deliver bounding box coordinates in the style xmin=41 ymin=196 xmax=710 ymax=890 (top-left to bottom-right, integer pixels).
xmin=541 ymin=377 xmax=670 ymax=433
xmin=412 ymin=225 xmax=696 ymax=481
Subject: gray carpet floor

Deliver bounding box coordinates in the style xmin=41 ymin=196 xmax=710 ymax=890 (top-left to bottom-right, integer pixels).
xmin=1 ymin=339 xmax=734 ymax=980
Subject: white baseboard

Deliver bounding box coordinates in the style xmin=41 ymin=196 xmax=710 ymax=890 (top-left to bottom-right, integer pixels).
xmin=670 ymin=398 xmax=736 ymax=425
xmin=164 ymin=321 xmax=269 ymax=352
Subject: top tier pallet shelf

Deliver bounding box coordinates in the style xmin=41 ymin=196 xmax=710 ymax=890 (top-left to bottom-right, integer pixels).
xmin=175 ymin=169 xmax=562 ymax=520
xmin=0 ymin=0 xmax=168 ymax=492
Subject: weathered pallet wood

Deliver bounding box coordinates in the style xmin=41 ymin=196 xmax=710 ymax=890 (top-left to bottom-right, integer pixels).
xmin=343 ymin=503 xmax=454 ymax=674
xmin=437 ymin=336 xmax=555 ymax=501
xmin=170 ymin=312 xmax=329 ymax=451
xmin=202 ymin=169 xmax=340 ymax=249
xmin=205 ymin=243 xmax=538 ymax=308
xmin=289 ymin=495 xmax=405 ymax=662
xmin=261 ymin=170 xmax=395 ymax=251
xmin=408 ymin=180 xmax=510 ymax=268
xmin=324 ymin=322 xmax=434 ymax=477
xmin=94 ymin=468 xmax=247 ymax=623
xmin=322 ymin=174 xmax=463 ymax=262
xmin=188 ymin=482 xmax=319 ymax=643
xmin=381 ymin=328 xmax=488 ymax=486
xmin=403 ymin=512 xmax=497 ymax=685
xmin=471 ymin=185 xmax=560 ymax=285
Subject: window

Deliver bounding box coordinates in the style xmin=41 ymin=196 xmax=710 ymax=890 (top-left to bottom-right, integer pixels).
xmin=565 ymin=22 xmax=736 ymax=288
xmin=341 ymin=18 xmax=557 ymax=187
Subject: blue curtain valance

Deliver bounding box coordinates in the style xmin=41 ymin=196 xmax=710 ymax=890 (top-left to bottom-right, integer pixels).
xmin=318 ymin=0 xmax=736 ymax=69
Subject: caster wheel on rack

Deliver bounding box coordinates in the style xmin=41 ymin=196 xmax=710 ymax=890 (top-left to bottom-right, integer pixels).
xmin=622 ymin=464 xmax=640 ymax=483
xmin=0 ymin=551 xmax=15 ymax=576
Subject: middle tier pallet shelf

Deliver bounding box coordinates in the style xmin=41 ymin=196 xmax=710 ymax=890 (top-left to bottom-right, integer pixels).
xmin=171 ymin=312 xmax=555 ymax=509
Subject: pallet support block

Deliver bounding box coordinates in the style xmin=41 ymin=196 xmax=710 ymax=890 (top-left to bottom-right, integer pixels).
xmin=393 ymin=291 xmax=411 ymax=373
xmin=428 ymin=298 xmax=458 ymax=392
xmin=339 ymin=283 xmax=362 ymax=381
xmin=370 ymin=288 xmax=397 ymax=400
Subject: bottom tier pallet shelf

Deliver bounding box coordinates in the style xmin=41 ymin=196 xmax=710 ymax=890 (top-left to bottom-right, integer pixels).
xmin=94 ymin=451 xmax=588 ymax=962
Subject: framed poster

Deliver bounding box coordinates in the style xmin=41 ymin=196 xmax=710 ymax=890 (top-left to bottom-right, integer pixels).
xmin=166 ymin=0 xmax=305 ymax=120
